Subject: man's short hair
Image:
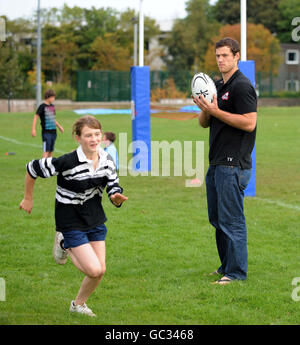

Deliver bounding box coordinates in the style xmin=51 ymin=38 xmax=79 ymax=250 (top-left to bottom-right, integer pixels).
xmin=215 ymin=37 xmax=240 ymax=56
xmin=44 ymin=89 xmax=56 ymax=99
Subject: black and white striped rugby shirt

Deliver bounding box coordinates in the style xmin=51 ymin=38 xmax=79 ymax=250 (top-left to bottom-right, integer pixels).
xmin=26 ymin=146 xmax=123 ymax=232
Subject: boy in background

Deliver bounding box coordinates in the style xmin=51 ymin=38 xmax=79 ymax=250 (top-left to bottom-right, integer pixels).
xmin=31 ymin=89 xmax=64 ymax=158
xmin=103 ymin=131 xmax=119 ymax=170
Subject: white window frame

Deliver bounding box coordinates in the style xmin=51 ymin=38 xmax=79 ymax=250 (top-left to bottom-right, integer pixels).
xmin=285 ymin=49 xmax=299 ymax=65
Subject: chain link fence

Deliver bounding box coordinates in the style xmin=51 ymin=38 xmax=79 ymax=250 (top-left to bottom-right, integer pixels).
xmin=76 ymin=70 xmax=299 ymax=102
xmin=76 ymin=70 xmax=218 ymax=101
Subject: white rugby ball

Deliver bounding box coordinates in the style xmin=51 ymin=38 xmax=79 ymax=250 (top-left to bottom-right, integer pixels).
xmin=191 ymin=72 xmax=217 ymax=103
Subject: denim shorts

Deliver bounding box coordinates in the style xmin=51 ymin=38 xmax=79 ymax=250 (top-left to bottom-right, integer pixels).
xmin=62 ymin=224 xmax=107 ymax=249
xmin=42 ymin=132 xmax=57 ymax=152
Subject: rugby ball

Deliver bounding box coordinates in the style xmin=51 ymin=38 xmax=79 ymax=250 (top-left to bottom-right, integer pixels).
xmin=191 ymin=72 xmax=217 ymax=103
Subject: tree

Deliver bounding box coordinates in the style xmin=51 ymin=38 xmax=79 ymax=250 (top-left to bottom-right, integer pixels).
xmin=212 ymin=0 xmax=281 ymax=35
xmin=2 ymin=5 xmax=162 ymax=100
xmin=40 ymin=6 xmax=160 ymax=72
xmin=277 ymin=0 xmax=300 ymax=43
xmin=91 ymin=33 xmax=132 ymax=71
xmin=204 ymin=23 xmax=281 ymax=75
xmin=163 ymin=19 xmax=195 ymax=72
xmin=89 ymin=8 xmax=160 ymax=70
xmin=211 ymin=0 xmax=240 ymax=25
xmin=78 ymin=7 xmax=120 ymax=70
xmin=42 ymin=26 xmax=79 ymax=83
xmin=163 ymin=0 xmax=220 ymax=72
xmin=5 ymin=18 xmax=35 ymax=79
xmin=117 ymin=9 xmax=160 ymax=63
xmin=247 ymin=0 xmax=281 ymax=35
xmin=0 ymin=43 xmax=23 ymax=111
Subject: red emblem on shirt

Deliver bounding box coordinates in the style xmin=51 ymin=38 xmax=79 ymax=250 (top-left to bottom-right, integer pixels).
xmin=221 ymin=92 xmax=229 ymax=100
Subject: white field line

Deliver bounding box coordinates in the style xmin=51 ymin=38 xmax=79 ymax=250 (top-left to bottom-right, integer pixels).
xmin=0 ymin=135 xmax=65 ymax=154
xmin=253 ymin=197 xmax=300 ymax=212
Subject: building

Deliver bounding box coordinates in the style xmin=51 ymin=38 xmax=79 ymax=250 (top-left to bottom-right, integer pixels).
xmin=148 ymin=19 xmax=174 ymax=71
xmin=278 ymin=43 xmax=300 ymax=92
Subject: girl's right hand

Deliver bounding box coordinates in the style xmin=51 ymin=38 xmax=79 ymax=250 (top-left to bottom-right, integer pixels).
xmin=19 ymin=199 xmax=33 ymax=214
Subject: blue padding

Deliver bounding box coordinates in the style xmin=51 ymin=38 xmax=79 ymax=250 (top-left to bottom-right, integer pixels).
xmin=74 ymin=109 xmax=131 ymax=115
xmin=179 ymin=105 xmax=200 ymax=112
xmin=131 ymin=66 xmax=151 ymax=171
xmin=238 ymin=60 xmax=256 ymax=197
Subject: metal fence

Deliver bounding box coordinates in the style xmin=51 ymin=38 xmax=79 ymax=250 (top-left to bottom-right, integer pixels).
xmin=76 ymin=71 xmax=131 ymax=102
xmin=76 ymin=70 xmax=299 ymax=102
xmin=76 ymin=70 xmax=196 ymax=101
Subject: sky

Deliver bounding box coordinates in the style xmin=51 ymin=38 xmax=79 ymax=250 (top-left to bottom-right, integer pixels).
xmin=1 ymin=0 xmax=190 ymax=23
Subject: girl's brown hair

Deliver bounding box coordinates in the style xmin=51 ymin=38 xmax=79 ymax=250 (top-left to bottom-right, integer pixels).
xmin=72 ymin=115 xmax=102 ymax=137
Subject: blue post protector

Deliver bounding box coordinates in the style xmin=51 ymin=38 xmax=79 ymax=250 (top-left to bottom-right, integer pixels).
xmin=130 ymin=66 xmax=151 ymax=172
xmin=238 ymin=60 xmax=256 ymax=197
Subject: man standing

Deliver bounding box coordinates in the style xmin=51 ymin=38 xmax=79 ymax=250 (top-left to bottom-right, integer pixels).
xmin=193 ymin=37 xmax=257 ymax=285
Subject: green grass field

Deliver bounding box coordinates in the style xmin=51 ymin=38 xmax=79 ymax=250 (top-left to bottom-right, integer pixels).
xmin=0 ymin=106 xmax=300 ymax=325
